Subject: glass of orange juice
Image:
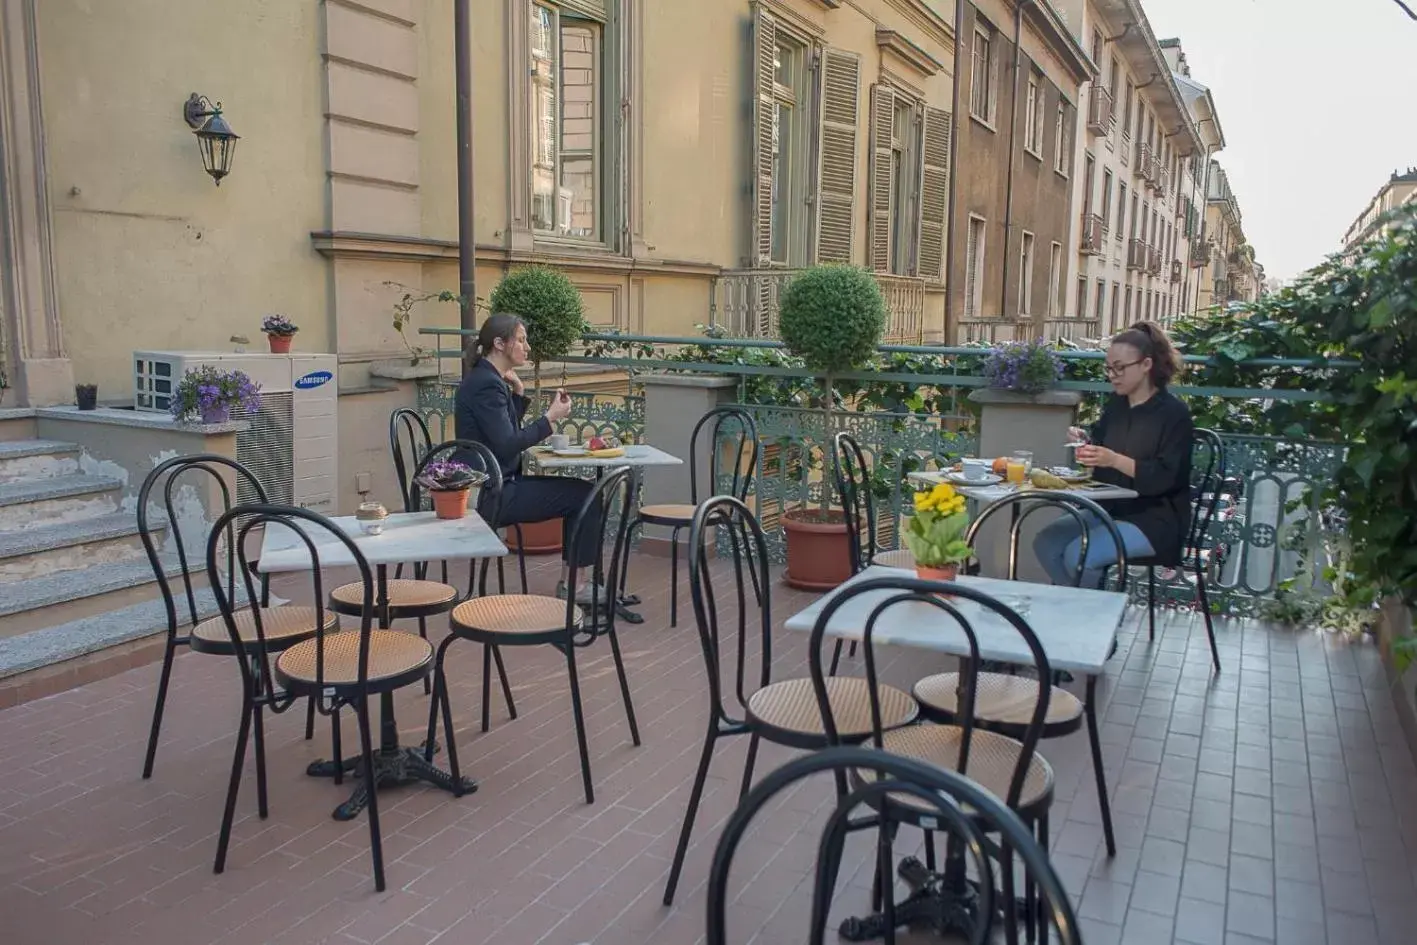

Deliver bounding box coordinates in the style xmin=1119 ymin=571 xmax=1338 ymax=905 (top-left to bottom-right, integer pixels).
xmin=1006 ymin=450 xmax=1033 ymax=484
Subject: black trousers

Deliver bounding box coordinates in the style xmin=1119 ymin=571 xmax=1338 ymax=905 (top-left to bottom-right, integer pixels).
xmin=485 ymin=475 xmax=599 ymax=568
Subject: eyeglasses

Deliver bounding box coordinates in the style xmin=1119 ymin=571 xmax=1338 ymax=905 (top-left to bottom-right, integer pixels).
xmin=1103 ymin=359 xmax=1145 ymax=377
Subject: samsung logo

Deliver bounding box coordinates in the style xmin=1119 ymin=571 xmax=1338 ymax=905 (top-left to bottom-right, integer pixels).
xmin=295 ymin=370 xmax=333 ymax=390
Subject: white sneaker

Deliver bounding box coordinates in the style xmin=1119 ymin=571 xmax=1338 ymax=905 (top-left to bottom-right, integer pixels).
xmin=556 ymin=580 xmax=611 ymax=605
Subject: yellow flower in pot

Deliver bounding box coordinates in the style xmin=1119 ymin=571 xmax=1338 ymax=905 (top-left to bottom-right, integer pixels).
xmin=903 ymin=483 xmax=972 ymax=582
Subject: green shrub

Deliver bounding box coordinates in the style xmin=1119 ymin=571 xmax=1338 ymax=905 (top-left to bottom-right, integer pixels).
xmin=777 ymin=265 xmax=885 ymax=374
xmin=487 ymin=266 xmax=587 ymax=370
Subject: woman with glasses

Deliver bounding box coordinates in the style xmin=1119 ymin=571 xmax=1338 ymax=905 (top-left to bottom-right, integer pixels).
xmin=1034 ymin=321 xmax=1193 ymax=588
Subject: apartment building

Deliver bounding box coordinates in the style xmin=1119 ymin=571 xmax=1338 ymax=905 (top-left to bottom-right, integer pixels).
xmin=949 ymin=0 xmax=1094 ymax=343
xmin=1047 ymin=1 xmax=1202 ymax=342
xmin=1195 ymin=161 xmax=1260 ymax=309
xmin=1162 ymin=38 xmax=1225 ymax=326
xmin=1341 ymin=168 xmax=1417 ymax=251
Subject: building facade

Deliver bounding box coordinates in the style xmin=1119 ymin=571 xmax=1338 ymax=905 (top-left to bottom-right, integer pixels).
xmin=0 ymin=0 xmax=962 ymax=409
xmin=949 ymin=0 xmax=1094 ymax=343
xmin=1341 ymin=168 xmax=1417 ymax=251
xmin=1195 ymin=160 xmax=1260 ymax=309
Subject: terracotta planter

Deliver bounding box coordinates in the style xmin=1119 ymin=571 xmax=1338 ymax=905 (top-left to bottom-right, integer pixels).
xmin=201 ymin=405 xmax=231 ymax=424
xmin=915 ymin=563 xmax=959 ymax=583
xmin=782 ymin=508 xmax=852 ymax=590
xmin=432 ymin=488 xmax=470 ymax=520
xmin=267 ymin=334 xmax=293 ymax=354
xmin=506 ymin=517 xmax=563 ymax=555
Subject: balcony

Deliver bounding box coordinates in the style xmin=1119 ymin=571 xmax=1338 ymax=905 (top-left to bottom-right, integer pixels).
xmin=1171 ymin=258 xmax=1184 ymax=283
xmin=1080 ymin=212 xmax=1106 ymax=256
xmin=712 ymin=268 xmax=926 ymax=343
xmin=1147 ymin=246 xmax=1164 ymax=277
xmin=1042 ymin=317 xmax=1100 ymax=340
xmin=1135 ymin=141 xmax=1153 ymax=181
xmin=1086 ymin=86 xmax=1113 ymax=136
xmin=1156 ymin=166 xmax=1169 ymax=199
xmin=1190 ymin=240 xmax=1212 ymax=268
xmin=1127 ymin=238 xmax=1149 ymax=271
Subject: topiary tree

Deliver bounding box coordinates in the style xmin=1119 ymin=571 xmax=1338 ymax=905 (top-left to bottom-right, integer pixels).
xmin=486 ymin=266 xmax=587 ymax=391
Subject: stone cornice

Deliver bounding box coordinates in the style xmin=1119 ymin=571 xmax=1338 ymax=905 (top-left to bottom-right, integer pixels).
xmin=876 ymin=29 xmax=944 ymax=76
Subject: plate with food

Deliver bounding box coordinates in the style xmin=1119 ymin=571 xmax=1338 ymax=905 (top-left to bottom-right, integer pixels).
xmin=584 ymin=435 xmax=625 ymax=458
xmin=551 ymin=446 xmax=591 ymax=457
xmin=1047 ymin=465 xmax=1093 ymax=484
xmin=942 ymin=470 xmax=1003 ymax=486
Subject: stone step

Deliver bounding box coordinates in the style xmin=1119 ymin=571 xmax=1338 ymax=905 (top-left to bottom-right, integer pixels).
xmin=0 ymin=555 xmax=209 ymax=639
xmin=0 ymin=439 xmax=81 ymax=483
xmin=0 ymin=510 xmax=167 ymax=581
xmin=0 ymin=473 xmax=123 ymax=529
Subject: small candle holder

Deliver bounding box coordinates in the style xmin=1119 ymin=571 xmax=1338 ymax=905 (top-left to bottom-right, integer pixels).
xmin=355 ymin=492 xmax=388 ymax=536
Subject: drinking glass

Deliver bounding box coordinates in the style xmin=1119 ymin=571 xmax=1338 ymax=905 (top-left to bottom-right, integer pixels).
xmin=1006 ymin=449 xmax=1033 ymax=484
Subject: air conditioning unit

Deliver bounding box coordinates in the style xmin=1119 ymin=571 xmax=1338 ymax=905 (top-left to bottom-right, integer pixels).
xmin=132 ymin=350 xmax=338 ymax=513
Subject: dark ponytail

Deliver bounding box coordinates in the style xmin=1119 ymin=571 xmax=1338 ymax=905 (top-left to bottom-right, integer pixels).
xmin=463 ymin=312 xmax=524 ymax=374
xmin=1113 ymin=320 xmax=1183 ymax=387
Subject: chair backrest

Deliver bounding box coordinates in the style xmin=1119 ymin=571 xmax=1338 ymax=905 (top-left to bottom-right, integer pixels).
xmin=686 ymin=495 xmax=774 ymax=726
xmin=832 ymin=431 xmax=874 ymax=575
xmin=138 ymin=454 xmax=270 ymax=633
xmin=805 ymin=574 xmax=1052 ymax=810
xmin=389 ymin=408 xmax=433 ymax=512
xmin=565 ymin=466 xmax=637 ymax=635
xmin=408 ymin=439 xmax=505 ymax=523
xmin=689 ymin=406 xmax=758 ymax=506
xmin=966 ymin=490 xmax=1130 ymax=590
xmin=705 ymin=746 xmax=1082 ymax=945
xmin=1188 ymin=428 xmax=1226 ymax=561
xmin=206 ymin=504 xmax=373 ymax=700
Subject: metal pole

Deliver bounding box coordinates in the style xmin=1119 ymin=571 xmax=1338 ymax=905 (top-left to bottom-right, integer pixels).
xmin=1000 ymin=0 xmax=1030 ymax=332
xmin=455 ymin=0 xmax=476 ymax=332
xmin=944 ymin=0 xmax=966 ymax=341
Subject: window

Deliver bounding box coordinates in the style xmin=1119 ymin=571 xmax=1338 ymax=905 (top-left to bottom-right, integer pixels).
xmin=1117 ymin=183 xmax=1127 ymax=239
xmin=530 ymin=2 xmax=608 ymax=241
xmin=1019 ymin=231 xmax=1035 ymax=315
xmin=1076 ymin=276 xmax=1088 ymax=319
xmin=1082 ymin=154 xmax=1095 ymax=216
xmin=890 ymin=99 xmax=922 ymax=275
xmin=965 ymin=216 xmax=986 ymax=317
xmin=1024 ymin=71 xmax=1044 ymax=155
xmin=1101 ymin=170 xmax=1113 ymax=233
xmin=1122 ymin=79 xmax=1133 ymax=136
xmin=1129 ymin=192 xmax=1139 ymax=239
xmin=1095 ymin=279 xmax=1106 ymax=320
xmin=970 ymin=25 xmax=996 ymax=122
xmin=1047 ymin=242 xmax=1062 ymax=317
xmin=1111 ymin=281 xmax=1121 ymax=330
xmin=768 ymin=36 xmax=807 ymax=263
xmin=1091 ymin=29 xmax=1104 ymax=66
xmin=1053 ymin=103 xmax=1070 ymax=175
xmin=1125 ymin=284 xmax=1133 ymax=319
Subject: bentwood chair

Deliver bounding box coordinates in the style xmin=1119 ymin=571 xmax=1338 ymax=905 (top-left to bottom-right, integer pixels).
xmin=1131 ymin=427 xmax=1226 ymax=673
xmin=706 ymin=748 xmax=1082 ymax=945
xmin=630 ymin=405 xmax=757 ymax=626
xmin=661 ymin=496 xmax=919 ymax=906
xmin=426 ymin=466 xmax=641 ymax=806
xmin=913 ymin=490 xmax=1128 ymax=859
xmin=806 ymin=575 xmax=1057 ymax=945
xmin=827 ymin=431 xmax=916 ymax=675
xmin=138 ymin=454 xmax=335 ymax=779
xmin=207 ymin=505 xmax=435 ymax=893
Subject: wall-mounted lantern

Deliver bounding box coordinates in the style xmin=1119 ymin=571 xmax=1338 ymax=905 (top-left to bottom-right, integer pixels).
xmin=182 ymin=93 xmax=239 ymax=186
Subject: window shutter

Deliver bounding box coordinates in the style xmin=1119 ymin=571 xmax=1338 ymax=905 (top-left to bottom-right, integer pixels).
xmin=964 ymin=220 xmax=980 ymax=317
xmin=751 ymin=7 xmax=776 ymax=267
xmin=558 ymin=0 xmax=608 ymax=21
xmin=867 ymin=84 xmax=896 ymax=272
xmin=917 ymin=107 xmax=951 ymax=282
xmin=814 ymin=49 xmax=859 ymax=264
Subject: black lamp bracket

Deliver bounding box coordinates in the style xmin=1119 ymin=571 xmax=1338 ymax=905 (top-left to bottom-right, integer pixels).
xmin=183 ymin=93 xmax=222 ymax=129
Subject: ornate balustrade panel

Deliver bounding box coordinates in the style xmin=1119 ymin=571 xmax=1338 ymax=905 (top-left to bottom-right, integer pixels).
xmin=417 ymin=380 xmax=645 ymax=444
xmin=712 ymin=269 xmax=926 ymax=343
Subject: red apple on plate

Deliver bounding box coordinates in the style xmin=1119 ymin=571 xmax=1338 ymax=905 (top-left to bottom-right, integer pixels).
xmin=588 ymin=435 xmax=607 ymax=451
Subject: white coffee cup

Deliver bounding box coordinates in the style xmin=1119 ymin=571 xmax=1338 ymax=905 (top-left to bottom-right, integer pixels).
xmin=961 ymin=458 xmax=991 ymax=481
xmin=548 ymin=433 xmax=570 ymax=450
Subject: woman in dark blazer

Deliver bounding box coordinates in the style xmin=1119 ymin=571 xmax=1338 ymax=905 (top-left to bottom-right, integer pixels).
xmin=454 ymin=313 xmax=599 ymax=600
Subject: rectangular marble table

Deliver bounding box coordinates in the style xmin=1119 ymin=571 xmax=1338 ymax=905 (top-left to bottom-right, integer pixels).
xmin=527 ymin=443 xmax=683 ymax=471
xmin=908 ymin=469 xmax=1139 ymax=505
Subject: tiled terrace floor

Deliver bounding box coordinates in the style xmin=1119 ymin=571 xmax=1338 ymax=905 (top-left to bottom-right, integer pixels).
xmin=2 ymin=551 xmax=1416 ymax=945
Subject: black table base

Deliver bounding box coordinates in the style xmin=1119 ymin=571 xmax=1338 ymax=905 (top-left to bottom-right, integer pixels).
xmin=308 ymin=744 xmax=478 ymax=821
xmin=838 ymin=856 xmax=1032 ymax=942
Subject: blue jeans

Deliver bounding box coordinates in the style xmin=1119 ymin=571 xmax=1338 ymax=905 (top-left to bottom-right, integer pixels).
xmin=1032 ymin=511 xmax=1155 ymax=589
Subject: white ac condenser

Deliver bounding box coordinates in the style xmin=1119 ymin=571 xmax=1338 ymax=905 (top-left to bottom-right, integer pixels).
xmin=132 ymin=351 xmax=338 ymax=514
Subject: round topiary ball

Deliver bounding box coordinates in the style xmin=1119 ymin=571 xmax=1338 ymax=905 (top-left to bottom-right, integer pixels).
xmin=486 ymin=266 xmax=587 ymax=366
xmin=777 ymin=265 xmax=886 ymax=374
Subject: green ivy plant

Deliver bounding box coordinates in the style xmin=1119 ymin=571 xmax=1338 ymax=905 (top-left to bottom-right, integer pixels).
xmin=387 ymin=284 xmax=474 ymax=365
xmin=487 ymin=266 xmax=588 ymax=391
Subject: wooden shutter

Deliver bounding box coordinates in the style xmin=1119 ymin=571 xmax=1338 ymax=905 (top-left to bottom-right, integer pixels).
xmin=814 ymin=49 xmax=859 ymax=264
xmin=917 ymin=107 xmax=951 ymax=282
xmin=559 ymin=0 xmax=607 ymax=18
xmin=750 ymin=7 xmax=776 ymax=267
xmin=867 ymin=84 xmax=896 ymax=272
xmin=964 ymin=219 xmax=980 ymax=317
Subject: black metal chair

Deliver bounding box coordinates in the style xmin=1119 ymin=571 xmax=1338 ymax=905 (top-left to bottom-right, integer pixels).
xmin=426 ymin=466 xmax=641 ymax=807
xmin=630 ymin=405 xmax=757 ymax=626
xmin=806 ymin=574 xmax=1056 ymax=945
xmin=138 ymin=454 xmax=335 ymax=779
xmin=1131 ymin=427 xmax=1226 ymax=673
xmin=207 ymin=504 xmax=435 ymax=893
xmin=913 ymin=490 xmax=1128 ymax=860
xmin=661 ymin=496 xmax=919 ymax=906
xmin=706 ymin=748 xmax=1082 ymax=945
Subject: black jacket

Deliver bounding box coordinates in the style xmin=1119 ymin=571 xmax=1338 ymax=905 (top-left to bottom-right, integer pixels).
xmin=453 ymin=359 xmax=551 ymax=478
xmin=1088 ymin=390 xmax=1194 ymax=566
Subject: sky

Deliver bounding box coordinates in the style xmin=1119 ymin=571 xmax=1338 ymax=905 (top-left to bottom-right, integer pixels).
xmin=1139 ymin=0 xmax=1417 ymax=281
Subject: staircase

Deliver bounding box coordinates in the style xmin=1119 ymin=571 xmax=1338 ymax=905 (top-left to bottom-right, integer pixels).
xmin=0 ymin=430 xmax=225 ymax=707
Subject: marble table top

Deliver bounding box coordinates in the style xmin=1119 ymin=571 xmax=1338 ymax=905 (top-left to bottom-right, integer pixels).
xmin=528 ymin=443 xmax=683 ymax=470
xmin=783 ymin=565 xmax=1128 ymax=676
xmin=908 ymin=470 xmax=1138 ymax=504
xmin=256 ymin=511 xmax=508 ymax=573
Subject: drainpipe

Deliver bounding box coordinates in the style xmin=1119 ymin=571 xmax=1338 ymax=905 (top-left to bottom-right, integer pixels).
xmin=999 ymin=0 xmax=1032 ymax=329
xmin=455 ymin=0 xmax=477 ymax=333
xmin=944 ymin=0 xmax=966 ymax=341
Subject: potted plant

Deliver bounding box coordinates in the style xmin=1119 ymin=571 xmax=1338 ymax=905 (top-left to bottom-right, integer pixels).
xmin=75 ymin=383 xmax=98 ymax=411
xmin=776 ymin=265 xmax=886 ymax=589
xmin=982 ymin=338 xmax=1063 ymax=395
xmin=486 ymin=266 xmax=588 ymax=553
xmin=169 ymin=365 xmax=261 ymax=425
xmin=261 ymin=314 xmax=299 ymax=354
xmin=903 ymin=482 xmax=973 ymax=583
xmin=416 ymin=460 xmax=487 ymax=520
